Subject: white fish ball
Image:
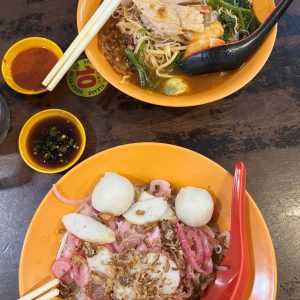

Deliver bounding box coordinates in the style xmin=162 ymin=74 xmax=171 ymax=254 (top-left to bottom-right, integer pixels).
xmin=175 ymin=187 xmax=214 ymax=227
xmin=92 ymin=172 xmax=134 ymax=216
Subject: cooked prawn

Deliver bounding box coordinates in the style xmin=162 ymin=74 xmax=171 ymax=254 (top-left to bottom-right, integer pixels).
xmin=190 ymin=21 xmax=224 ymax=41
xmin=184 ymin=21 xmax=225 ymax=58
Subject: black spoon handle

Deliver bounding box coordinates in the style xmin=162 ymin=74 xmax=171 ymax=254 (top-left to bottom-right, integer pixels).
xmin=180 ymin=0 xmax=294 ymax=74
xmin=253 ymin=0 xmax=294 ymax=43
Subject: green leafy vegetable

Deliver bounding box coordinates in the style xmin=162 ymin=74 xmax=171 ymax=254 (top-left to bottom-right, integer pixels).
xmin=207 ymin=0 xmax=251 ymax=13
xmin=125 ymin=48 xmax=151 ymax=87
xmin=242 ymin=13 xmax=261 ymax=37
xmin=223 ymin=0 xmax=251 ymax=9
xmin=137 ymin=28 xmax=147 ymax=65
xmin=238 ymin=10 xmax=246 ymax=31
xmin=219 ymin=13 xmax=236 ymax=42
xmin=208 ymin=0 xmax=260 ymax=42
xmin=32 ymin=125 xmax=77 ymax=164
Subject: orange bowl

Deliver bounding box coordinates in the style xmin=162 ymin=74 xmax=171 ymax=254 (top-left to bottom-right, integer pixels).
xmin=18 ymin=143 xmax=277 ymax=299
xmin=77 ymin=0 xmax=276 ymax=107
xmin=1 ymin=37 xmax=63 ymax=95
xmin=18 ymin=109 xmax=86 ymax=174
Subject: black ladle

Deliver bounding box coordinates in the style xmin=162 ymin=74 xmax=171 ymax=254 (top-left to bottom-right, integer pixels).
xmin=179 ymin=0 xmax=294 ymax=75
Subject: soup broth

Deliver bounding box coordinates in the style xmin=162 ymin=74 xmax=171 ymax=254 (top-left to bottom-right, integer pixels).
xmin=27 ymin=116 xmax=81 ymax=169
xmin=98 ymin=0 xmax=259 ymax=96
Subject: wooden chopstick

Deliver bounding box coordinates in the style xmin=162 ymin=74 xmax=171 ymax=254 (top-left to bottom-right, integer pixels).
xmin=36 ymin=289 xmax=59 ymax=300
xmin=43 ymin=0 xmax=121 ymax=92
xmin=42 ymin=0 xmax=111 ymax=87
xmin=18 ymin=278 xmax=59 ymax=300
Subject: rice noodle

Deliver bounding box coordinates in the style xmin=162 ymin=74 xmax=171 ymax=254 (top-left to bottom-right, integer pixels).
xmin=52 ymin=184 xmax=91 ymax=205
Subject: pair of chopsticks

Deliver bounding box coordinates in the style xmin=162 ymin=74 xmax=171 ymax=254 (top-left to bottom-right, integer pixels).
xmin=18 ymin=279 xmax=59 ymax=300
xmin=42 ymin=0 xmax=121 ymax=92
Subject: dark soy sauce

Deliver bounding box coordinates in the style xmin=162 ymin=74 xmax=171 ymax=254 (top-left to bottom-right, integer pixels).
xmin=27 ymin=116 xmax=81 ymax=169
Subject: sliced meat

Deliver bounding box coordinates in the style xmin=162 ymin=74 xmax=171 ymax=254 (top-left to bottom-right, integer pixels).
xmin=132 ymin=0 xmax=205 ymax=40
xmin=133 ymin=0 xmax=182 ymax=38
xmin=85 ymin=282 xmax=112 ymax=300
xmin=52 ymin=257 xmax=73 ymax=283
xmin=175 ymin=5 xmax=204 ymax=32
xmin=190 ymin=5 xmax=212 ymax=14
xmin=62 ymin=234 xmax=82 ymax=259
xmin=104 ymin=242 xmax=117 ymax=253
xmin=79 ymin=203 xmax=99 ymax=219
xmin=73 ymin=263 xmax=90 ymax=287
xmin=149 ymin=179 xmax=172 ymax=198
xmin=145 ymin=226 xmax=161 ymax=247
xmin=164 ymin=0 xmax=185 ymax=4
xmin=136 ymin=243 xmax=148 ymax=252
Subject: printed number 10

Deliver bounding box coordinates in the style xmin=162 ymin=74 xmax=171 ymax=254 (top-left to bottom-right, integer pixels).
xmin=77 ymin=66 xmax=97 ymax=88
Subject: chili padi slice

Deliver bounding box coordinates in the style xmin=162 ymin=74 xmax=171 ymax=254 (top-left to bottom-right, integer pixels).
xmin=28 ymin=116 xmax=81 ymax=168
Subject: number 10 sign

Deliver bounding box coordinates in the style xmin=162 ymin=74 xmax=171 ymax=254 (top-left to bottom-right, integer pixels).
xmin=67 ymin=58 xmax=108 ymax=97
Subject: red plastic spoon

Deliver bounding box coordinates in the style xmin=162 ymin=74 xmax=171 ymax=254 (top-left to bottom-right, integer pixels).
xmin=201 ymin=161 xmax=251 ymax=300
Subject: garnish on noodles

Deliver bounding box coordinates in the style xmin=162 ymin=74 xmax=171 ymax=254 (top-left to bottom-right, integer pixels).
xmin=52 ymin=172 xmax=230 ymax=299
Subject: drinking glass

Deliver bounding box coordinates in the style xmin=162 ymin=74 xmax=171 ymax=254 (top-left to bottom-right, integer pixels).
xmin=0 ymin=95 xmax=10 ymax=145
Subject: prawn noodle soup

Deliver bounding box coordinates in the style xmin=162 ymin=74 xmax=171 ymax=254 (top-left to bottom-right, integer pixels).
xmin=52 ymin=173 xmax=230 ymax=299
xmin=98 ymin=0 xmax=260 ymax=96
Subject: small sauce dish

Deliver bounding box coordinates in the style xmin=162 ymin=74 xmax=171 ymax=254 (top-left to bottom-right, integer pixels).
xmin=2 ymin=37 xmax=63 ymax=95
xmin=19 ymin=109 xmax=86 ymax=174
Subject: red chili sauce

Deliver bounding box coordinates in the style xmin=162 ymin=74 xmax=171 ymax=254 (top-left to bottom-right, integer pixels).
xmin=11 ymin=47 xmax=58 ymax=91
